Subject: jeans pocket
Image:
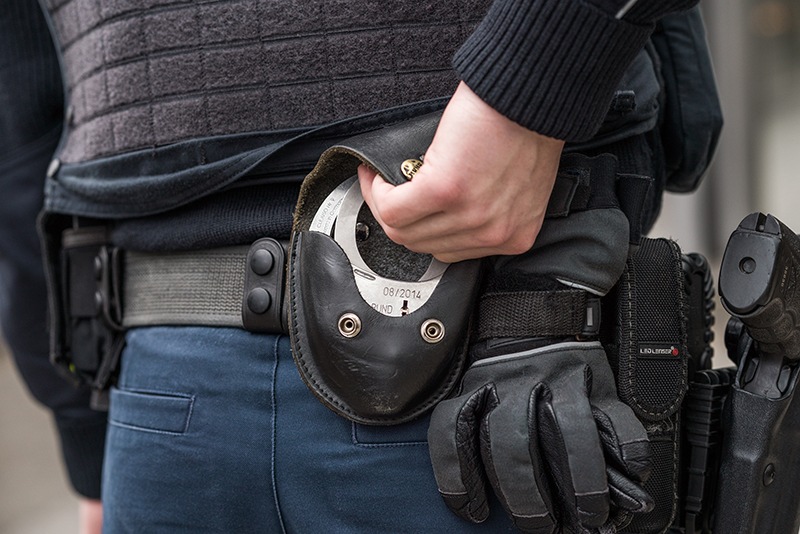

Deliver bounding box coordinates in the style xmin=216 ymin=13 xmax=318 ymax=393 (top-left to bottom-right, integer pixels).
xmin=108 ymin=387 xmax=195 ymax=435
xmin=351 ymin=415 xmax=430 ymax=447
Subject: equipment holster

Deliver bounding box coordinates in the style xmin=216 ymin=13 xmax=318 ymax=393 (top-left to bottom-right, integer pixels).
xmin=39 ymin=213 xmax=125 ymax=410
xmin=714 ymin=212 xmax=800 ymax=533
xmin=713 ymin=359 xmax=800 ymax=533
xmin=603 ymin=237 xmax=690 ymax=533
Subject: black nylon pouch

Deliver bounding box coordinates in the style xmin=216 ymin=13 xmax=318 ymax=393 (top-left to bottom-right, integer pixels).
xmin=603 ymin=237 xmax=689 ymax=533
xmin=38 ymin=212 xmax=123 ymax=410
xmin=651 ymin=7 xmax=723 ymax=193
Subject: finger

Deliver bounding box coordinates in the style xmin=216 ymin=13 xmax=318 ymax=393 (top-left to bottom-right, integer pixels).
xmin=358 ymin=165 xmax=388 ymax=229
xmin=374 ymin=209 xmax=477 ymax=246
xmin=606 ymin=464 xmax=654 ymax=515
xmin=367 ymin=171 xmax=448 ymax=228
xmin=386 ymin=221 xmax=537 ymax=262
xmin=480 ymin=386 xmax=556 ymax=534
xmin=433 ymin=247 xmax=515 ymax=264
xmin=428 ymin=385 xmax=499 ymax=524
xmin=584 ymin=351 xmax=652 ymax=484
xmin=405 ymin=235 xmax=532 ymax=262
xmin=537 ymin=369 xmax=610 ymax=529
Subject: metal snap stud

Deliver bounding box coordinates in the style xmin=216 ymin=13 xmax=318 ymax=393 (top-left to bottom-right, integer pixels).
xmin=250 ymin=248 xmax=275 ymax=276
xmin=246 ymin=288 xmax=272 ymax=314
xmin=338 ymin=313 xmax=362 ymax=338
xmin=421 ymin=319 xmax=445 ymax=343
xmin=401 ymin=158 xmax=423 ymax=180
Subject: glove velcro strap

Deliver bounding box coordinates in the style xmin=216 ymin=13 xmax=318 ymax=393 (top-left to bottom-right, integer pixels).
xmin=477 ymin=290 xmax=599 ymax=340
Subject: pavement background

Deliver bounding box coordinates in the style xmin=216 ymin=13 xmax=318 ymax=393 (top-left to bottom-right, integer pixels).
xmin=0 ymin=339 xmax=77 ymax=534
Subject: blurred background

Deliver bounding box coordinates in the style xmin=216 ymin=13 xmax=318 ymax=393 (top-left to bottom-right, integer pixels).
xmin=1 ymin=0 xmax=800 ymax=531
xmin=653 ymin=0 xmax=800 ymax=257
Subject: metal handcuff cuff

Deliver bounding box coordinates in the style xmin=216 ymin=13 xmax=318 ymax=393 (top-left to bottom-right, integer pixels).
xmin=288 ymin=111 xmax=482 ymax=425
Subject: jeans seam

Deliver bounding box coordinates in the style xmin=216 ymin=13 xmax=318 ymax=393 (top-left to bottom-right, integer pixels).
xmin=271 ymin=335 xmax=288 ymax=534
xmin=108 ymin=420 xmax=189 ymax=436
xmin=350 ymin=424 xmax=428 ymax=449
xmin=109 ymin=388 xmax=196 ymax=434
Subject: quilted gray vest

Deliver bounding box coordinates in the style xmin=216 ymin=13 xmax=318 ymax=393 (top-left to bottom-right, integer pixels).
xmin=43 ymin=0 xmax=492 ymax=164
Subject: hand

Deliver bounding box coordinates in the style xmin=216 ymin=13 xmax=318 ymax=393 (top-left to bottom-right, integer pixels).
xmin=359 ymin=82 xmax=565 ymax=263
xmin=427 ymin=341 xmax=652 ymax=533
xmin=78 ymin=498 xmax=102 ymax=534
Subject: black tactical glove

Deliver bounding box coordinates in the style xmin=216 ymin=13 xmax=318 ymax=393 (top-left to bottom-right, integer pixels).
xmin=428 ymin=340 xmax=653 ymax=533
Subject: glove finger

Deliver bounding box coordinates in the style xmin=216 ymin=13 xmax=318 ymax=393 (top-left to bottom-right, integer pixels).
xmin=584 ymin=348 xmax=651 ymax=484
xmin=606 ymin=463 xmax=654 ymax=515
xmin=537 ymin=369 xmax=610 ymax=529
xmin=591 ymin=400 xmax=651 ymax=484
xmin=479 ymin=386 xmax=557 ymax=534
xmin=428 ymin=385 xmax=498 ymax=524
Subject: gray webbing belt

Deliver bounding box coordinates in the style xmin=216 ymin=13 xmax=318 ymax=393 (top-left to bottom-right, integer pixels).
xmin=123 ymin=247 xmax=248 ymax=328
xmin=122 ymin=238 xmax=288 ymax=334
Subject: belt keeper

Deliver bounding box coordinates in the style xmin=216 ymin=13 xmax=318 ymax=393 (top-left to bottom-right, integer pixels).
xmin=579 ymin=296 xmax=602 ymax=339
xmin=96 ymin=245 xmax=124 ymax=332
xmin=242 ymin=237 xmax=288 ymax=333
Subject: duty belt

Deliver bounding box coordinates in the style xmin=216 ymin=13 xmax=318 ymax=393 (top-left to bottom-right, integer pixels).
xmin=120 ymin=238 xmax=290 ymax=334
xmin=51 ymin=225 xmax=290 ymax=410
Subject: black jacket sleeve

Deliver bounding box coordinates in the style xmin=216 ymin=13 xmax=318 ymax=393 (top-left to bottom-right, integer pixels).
xmin=0 ymin=0 xmax=106 ymax=500
xmin=455 ymin=0 xmax=700 ymax=141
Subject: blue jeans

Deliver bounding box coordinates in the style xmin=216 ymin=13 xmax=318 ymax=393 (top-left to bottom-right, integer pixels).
xmin=102 ymin=327 xmax=514 ymax=532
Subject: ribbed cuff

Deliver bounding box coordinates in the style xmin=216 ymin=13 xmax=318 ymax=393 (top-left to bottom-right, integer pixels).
xmin=55 ymin=416 xmax=108 ymax=499
xmin=454 ymin=0 xmax=653 ymax=141
xmin=625 ymin=0 xmax=699 ymax=24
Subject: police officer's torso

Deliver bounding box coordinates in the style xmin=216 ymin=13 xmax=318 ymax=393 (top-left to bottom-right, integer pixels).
xmin=42 ymin=0 xmax=658 ymax=249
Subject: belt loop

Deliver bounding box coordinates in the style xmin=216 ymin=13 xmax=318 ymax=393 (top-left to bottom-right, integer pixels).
xmin=90 ymin=244 xmax=126 ymax=410
xmin=96 ymin=245 xmax=124 ymax=332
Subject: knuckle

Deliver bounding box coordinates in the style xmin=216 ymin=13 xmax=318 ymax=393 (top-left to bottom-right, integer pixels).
xmin=430 ymin=179 xmax=463 ymax=207
xmin=467 ymin=207 xmax=493 ymax=229
xmin=382 ymin=225 xmax=405 ymax=245
xmin=505 ymin=242 xmax=532 ymax=255
xmin=487 ymin=218 xmax=515 ymax=247
xmin=506 ymin=231 xmax=537 ymax=254
xmin=477 ymin=223 xmax=537 ymax=254
xmin=379 ymin=204 xmax=404 ymax=227
xmin=405 ymin=243 xmax=429 ymax=255
xmin=476 ymin=225 xmax=508 ymax=249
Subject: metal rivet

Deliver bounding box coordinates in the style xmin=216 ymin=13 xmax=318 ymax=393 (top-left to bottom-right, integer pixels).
xmin=764 ymin=464 xmax=776 ymax=486
xmin=338 ymin=313 xmax=361 ymax=338
xmin=46 ymin=159 xmax=60 ymax=178
xmin=94 ymin=291 xmax=103 ymax=313
xmin=421 ymin=319 xmax=445 ymax=344
xmin=250 ymin=249 xmax=274 ymax=276
xmin=401 ymin=158 xmax=423 ymax=180
xmin=247 ymin=288 xmax=272 ymax=314
xmin=355 ymin=222 xmax=370 ymax=242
